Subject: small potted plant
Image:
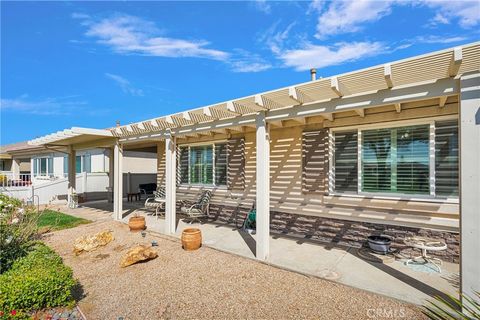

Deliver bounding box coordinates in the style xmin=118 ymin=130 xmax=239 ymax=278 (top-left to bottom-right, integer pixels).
xmin=128 ymin=213 xmax=146 ymax=232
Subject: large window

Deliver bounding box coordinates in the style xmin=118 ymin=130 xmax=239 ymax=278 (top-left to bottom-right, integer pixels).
xmin=179 ymin=143 xmax=227 ymax=186
xmin=361 ymin=125 xmax=430 ymax=194
xmin=332 ymin=119 xmax=458 ymax=198
xmin=63 ymin=154 xmax=92 ymax=175
xmin=33 ymin=157 xmax=53 ymax=177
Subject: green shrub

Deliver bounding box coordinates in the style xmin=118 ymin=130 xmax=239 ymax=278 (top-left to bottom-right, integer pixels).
xmin=0 ymin=195 xmax=39 ymax=274
xmin=0 ymin=243 xmax=77 ymax=312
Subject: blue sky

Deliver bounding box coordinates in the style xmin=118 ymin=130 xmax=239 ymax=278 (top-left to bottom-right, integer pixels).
xmin=1 ymin=1 xmax=479 ymax=145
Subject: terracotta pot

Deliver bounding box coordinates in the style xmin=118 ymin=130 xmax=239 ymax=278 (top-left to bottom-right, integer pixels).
xmin=128 ymin=216 xmax=146 ymax=232
xmin=181 ymin=228 xmax=202 ymax=251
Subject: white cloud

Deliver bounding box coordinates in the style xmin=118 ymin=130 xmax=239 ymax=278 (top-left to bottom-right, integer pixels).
xmin=228 ymin=50 xmax=272 ymax=73
xmin=0 ymin=95 xmax=88 ymax=115
xmin=259 ymin=21 xmax=298 ymax=55
xmin=421 ymin=0 xmax=480 ymax=28
xmin=278 ymin=41 xmax=385 ymax=71
xmin=312 ymin=0 xmax=394 ymax=39
xmin=253 ymin=0 xmax=272 ymax=14
xmin=105 ymin=73 xmax=144 ymax=96
xmin=429 ymin=13 xmax=450 ymax=26
xmin=77 ymin=14 xmax=229 ymax=61
xmin=416 ymin=35 xmax=468 ymax=44
xmin=310 ymin=0 xmax=479 ymax=39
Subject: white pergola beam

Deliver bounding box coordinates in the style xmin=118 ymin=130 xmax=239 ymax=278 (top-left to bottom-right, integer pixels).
xmin=449 ymin=47 xmax=462 ymax=77
xmin=330 ymin=77 xmax=343 ymax=97
xmin=323 ymin=113 xmax=334 ymax=121
xmin=226 ymin=101 xmax=236 ymax=113
xmin=118 ymin=78 xmax=459 ymax=143
xmin=384 ymin=64 xmax=393 ymax=88
xmin=165 ymin=116 xmax=175 ymax=125
xmin=182 ymin=111 xmax=192 ymax=122
xmin=291 ymin=117 xmax=306 ymax=125
xmin=395 ymin=103 xmax=402 ymax=113
xmin=255 ymin=94 xmax=266 ymax=109
xmin=255 ymin=112 xmax=270 ymax=261
xmin=439 ymin=96 xmax=447 ymax=107
xmin=288 ymin=87 xmax=302 ymax=104
xmin=164 ymin=131 xmax=177 ymax=234
xmin=269 ymin=120 xmax=283 ymax=128
xmin=355 ymin=108 xmax=365 ymax=117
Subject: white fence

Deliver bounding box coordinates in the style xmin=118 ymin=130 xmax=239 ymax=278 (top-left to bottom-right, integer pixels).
xmin=0 ymin=172 xmax=109 ymax=205
xmin=0 ymin=172 xmax=32 ymax=187
xmin=1 ymin=172 xmax=157 ymax=205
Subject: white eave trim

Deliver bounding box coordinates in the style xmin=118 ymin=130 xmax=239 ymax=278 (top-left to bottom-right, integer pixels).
xmin=28 ymin=127 xmax=113 ymax=146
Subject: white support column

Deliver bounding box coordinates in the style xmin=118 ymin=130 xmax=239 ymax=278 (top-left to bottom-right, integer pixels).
xmin=165 ymin=131 xmax=177 ymax=234
xmin=127 ymin=172 xmax=132 ymax=194
xmin=113 ymin=141 xmax=123 ymax=220
xmin=82 ymin=171 xmax=88 ymax=201
xmin=255 ymin=111 xmax=270 ymax=260
xmin=11 ymin=158 xmax=20 ymax=180
xmin=108 ymin=147 xmax=114 ymax=203
xmin=460 ymin=71 xmax=480 ymax=301
xmin=67 ymin=146 xmax=76 ymax=207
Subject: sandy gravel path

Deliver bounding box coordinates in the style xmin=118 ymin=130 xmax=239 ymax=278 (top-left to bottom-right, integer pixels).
xmin=43 ymin=220 xmax=425 ymax=320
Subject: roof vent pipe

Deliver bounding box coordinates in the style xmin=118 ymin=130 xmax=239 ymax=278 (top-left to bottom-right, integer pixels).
xmin=310 ymin=68 xmax=317 ymax=81
xmin=116 ymin=120 xmax=120 ymax=127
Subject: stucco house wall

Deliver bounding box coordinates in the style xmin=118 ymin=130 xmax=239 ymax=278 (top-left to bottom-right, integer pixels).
xmin=156 ymin=97 xmax=459 ymax=231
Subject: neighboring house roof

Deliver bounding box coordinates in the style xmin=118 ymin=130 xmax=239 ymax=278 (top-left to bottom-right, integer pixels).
xmin=0 ymin=141 xmax=35 ymax=153
xmin=0 ymin=140 xmax=53 ymax=157
xmin=28 ymin=41 xmax=480 ymax=146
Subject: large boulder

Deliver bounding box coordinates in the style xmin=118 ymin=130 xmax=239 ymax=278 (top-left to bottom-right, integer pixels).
xmin=73 ymin=230 xmax=114 ymax=255
xmin=120 ymin=245 xmax=158 ymax=268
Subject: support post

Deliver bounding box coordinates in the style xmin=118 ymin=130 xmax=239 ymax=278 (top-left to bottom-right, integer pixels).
xmin=165 ymin=131 xmax=177 ymax=234
xmin=67 ymin=146 xmax=76 ymax=207
xmin=127 ymin=172 xmax=132 ymax=194
xmin=113 ymin=141 xmax=123 ymax=220
xmin=11 ymin=158 xmax=20 ymax=180
xmin=82 ymin=171 xmax=87 ymax=201
xmin=255 ymin=111 xmax=270 ymax=260
xmin=460 ymin=71 xmax=480 ymax=302
xmin=108 ymin=147 xmax=114 ymax=203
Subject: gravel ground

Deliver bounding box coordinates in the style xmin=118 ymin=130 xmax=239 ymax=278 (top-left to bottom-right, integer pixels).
xmin=43 ymin=220 xmax=426 ymax=320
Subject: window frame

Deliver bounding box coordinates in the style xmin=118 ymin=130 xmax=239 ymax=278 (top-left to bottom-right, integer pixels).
xmin=328 ymin=115 xmax=458 ymax=202
xmin=178 ymin=140 xmax=228 ymax=188
xmin=33 ymin=156 xmax=53 ymax=177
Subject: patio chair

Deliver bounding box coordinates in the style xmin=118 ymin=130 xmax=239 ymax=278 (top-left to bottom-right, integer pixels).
xmin=180 ymin=190 xmax=212 ymax=224
xmin=144 ymin=187 xmax=166 ymax=219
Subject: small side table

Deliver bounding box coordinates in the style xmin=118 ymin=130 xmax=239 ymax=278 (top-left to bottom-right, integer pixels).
xmin=127 ymin=192 xmax=141 ymax=202
xmin=404 ymin=237 xmax=447 ymax=272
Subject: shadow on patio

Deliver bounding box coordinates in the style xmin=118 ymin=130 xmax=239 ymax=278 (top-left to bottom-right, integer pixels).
xmin=76 ymin=199 xmax=458 ymax=306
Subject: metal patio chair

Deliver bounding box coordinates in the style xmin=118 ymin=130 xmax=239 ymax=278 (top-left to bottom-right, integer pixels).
xmin=180 ymin=190 xmax=212 ymax=224
xmin=144 ymin=187 xmax=166 ymax=219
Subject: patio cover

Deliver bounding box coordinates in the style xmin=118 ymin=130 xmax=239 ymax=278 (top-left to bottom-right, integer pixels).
xmin=28 ymin=127 xmax=114 ymax=147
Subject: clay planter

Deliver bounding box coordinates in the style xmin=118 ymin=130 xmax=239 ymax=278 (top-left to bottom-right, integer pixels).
xmin=181 ymin=228 xmax=202 ymax=251
xmin=128 ymin=216 xmax=146 ymax=232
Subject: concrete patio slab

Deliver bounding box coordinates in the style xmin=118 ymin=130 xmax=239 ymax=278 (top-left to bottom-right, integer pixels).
xmin=58 ymin=200 xmax=459 ymax=306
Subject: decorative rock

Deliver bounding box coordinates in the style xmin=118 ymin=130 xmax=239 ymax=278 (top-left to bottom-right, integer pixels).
xmin=120 ymin=245 xmax=158 ymax=267
xmin=73 ymin=230 xmax=114 ymax=255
